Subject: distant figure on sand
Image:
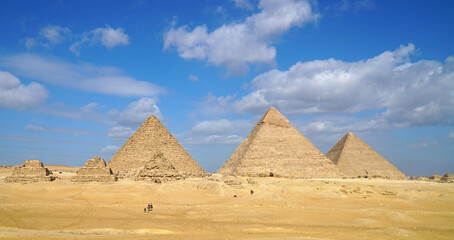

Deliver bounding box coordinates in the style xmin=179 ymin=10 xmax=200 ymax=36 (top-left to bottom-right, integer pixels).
xmin=147 ymin=203 xmax=153 ymax=212
xmin=144 ymin=208 xmax=146 ymax=213
xmin=250 ymin=190 xmax=254 ymax=195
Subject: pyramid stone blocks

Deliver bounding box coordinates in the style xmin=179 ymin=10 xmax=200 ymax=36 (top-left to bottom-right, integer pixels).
xmin=218 ymin=107 xmax=343 ymax=178
xmin=134 ymin=152 xmax=183 ymax=182
xmin=5 ymin=160 xmax=56 ymax=183
xmin=326 ymin=133 xmax=406 ymax=179
xmin=108 ymin=115 xmax=205 ymax=178
xmin=72 ymin=156 xmax=117 ymax=182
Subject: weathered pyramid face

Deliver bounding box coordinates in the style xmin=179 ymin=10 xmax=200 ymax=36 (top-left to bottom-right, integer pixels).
xmin=84 ymin=156 xmax=107 ymax=168
xmin=13 ymin=160 xmax=49 ymax=176
xmin=135 ymin=152 xmax=182 ymax=181
xmin=326 ymin=132 xmax=406 ymax=179
xmin=107 ymin=115 xmax=205 ymax=176
xmin=218 ymin=107 xmax=343 ymax=178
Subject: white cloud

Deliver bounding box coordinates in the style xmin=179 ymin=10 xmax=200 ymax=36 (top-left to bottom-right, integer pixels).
xmin=113 ymin=97 xmax=162 ymax=127
xmin=40 ymin=25 xmax=71 ymax=44
xmin=407 ymin=141 xmax=437 ymax=149
xmin=107 ymin=126 xmax=134 ymax=141
xmin=182 ymin=134 xmax=244 ymax=145
xmin=27 ymin=97 xmax=161 ymax=130
xmin=100 ymin=145 xmax=120 ymax=154
xmin=448 ymin=132 xmax=454 ymax=139
xmin=196 ymin=93 xmax=236 ymax=116
xmin=24 ymin=25 xmax=72 ymax=50
xmin=234 ymin=0 xmax=254 ymax=9
xmin=24 ymin=25 xmax=128 ymax=54
xmin=0 ymin=54 xmax=164 ymax=97
xmin=233 ymin=44 xmax=454 ymax=127
xmin=36 ymin=102 xmax=113 ymax=125
xmin=164 ymin=0 xmax=318 ymax=75
xmin=24 ymin=38 xmax=36 ymax=50
xmin=188 ymin=74 xmax=199 ymax=82
xmin=192 ymin=119 xmax=235 ymax=135
xmin=24 ymin=124 xmax=45 ymax=132
xmin=178 ymin=118 xmax=254 ymax=145
xmin=0 ymin=70 xmax=48 ymax=109
xmin=70 ymin=26 xmax=129 ymax=55
xmin=24 ymin=124 xmax=96 ymax=136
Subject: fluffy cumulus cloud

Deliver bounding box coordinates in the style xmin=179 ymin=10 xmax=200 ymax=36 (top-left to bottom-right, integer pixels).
xmin=178 ymin=118 xmax=254 ymax=145
xmin=0 ymin=71 xmax=48 ymax=109
xmin=23 ymin=25 xmax=128 ymax=55
xmin=233 ymin=44 xmax=454 ymax=128
xmin=164 ymin=0 xmax=318 ymax=75
xmin=107 ymin=126 xmax=134 ymax=141
xmin=40 ymin=25 xmax=72 ymax=44
xmin=70 ymin=26 xmax=129 ymax=55
xmin=25 ymin=25 xmax=72 ymax=49
xmin=0 ymin=54 xmax=164 ymax=97
xmin=110 ymin=97 xmax=162 ymax=127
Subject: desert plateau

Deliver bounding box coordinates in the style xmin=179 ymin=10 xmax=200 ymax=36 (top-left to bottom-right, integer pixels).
xmin=1 ymin=165 xmax=453 ymax=240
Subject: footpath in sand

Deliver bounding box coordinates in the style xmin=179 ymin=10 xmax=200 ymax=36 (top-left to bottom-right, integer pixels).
xmin=0 ymin=168 xmax=453 ymax=239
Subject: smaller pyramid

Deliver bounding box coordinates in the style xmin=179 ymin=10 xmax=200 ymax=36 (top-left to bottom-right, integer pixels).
xmin=5 ymin=160 xmax=56 ymax=183
xmin=72 ymin=156 xmax=117 ymax=182
xmin=439 ymin=173 xmax=454 ymax=183
xmin=108 ymin=115 xmax=205 ymax=178
xmin=218 ymin=107 xmax=343 ymax=178
xmin=326 ymin=133 xmax=406 ymax=179
xmin=135 ymin=152 xmax=182 ymax=182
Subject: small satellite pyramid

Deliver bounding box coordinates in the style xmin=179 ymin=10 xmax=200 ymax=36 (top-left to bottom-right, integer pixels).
xmin=326 ymin=132 xmax=406 ymax=179
xmin=108 ymin=115 xmax=205 ymax=177
xmin=218 ymin=107 xmax=343 ymax=178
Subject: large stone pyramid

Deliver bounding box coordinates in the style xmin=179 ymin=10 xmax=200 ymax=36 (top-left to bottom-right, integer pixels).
xmin=218 ymin=107 xmax=343 ymax=178
xmin=108 ymin=115 xmax=205 ymax=177
xmin=326 ymin=132 xmax=406 ymax=179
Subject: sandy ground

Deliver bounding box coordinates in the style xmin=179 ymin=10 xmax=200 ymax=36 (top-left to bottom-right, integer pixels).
xmin=0 ymin=167 xmax=453 ymax=240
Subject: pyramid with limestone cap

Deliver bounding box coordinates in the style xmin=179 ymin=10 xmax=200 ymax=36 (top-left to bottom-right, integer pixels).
xmin=218 ymin=107 xmax=343 ymax=178
xmin=326 ymin=132 xmax=406 ymax=179
xmin=107 ymin=115 xmax=205 ymax=177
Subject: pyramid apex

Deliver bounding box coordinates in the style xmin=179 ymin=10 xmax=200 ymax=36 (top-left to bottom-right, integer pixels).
xmin=258 ymin=107 xmax=291 ymax=127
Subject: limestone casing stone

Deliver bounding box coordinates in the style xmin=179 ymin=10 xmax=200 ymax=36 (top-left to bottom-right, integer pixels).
xmin=108 ymin=115 xmax=205 ymax=177
xmin=326 ymin=132 xmax=406 ymax=180
xmin=218 ymin=107 xmax=343 ymax=178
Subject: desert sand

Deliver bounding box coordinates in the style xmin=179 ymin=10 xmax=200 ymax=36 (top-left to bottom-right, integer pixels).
xmin=0 ymin=167 xmax=453 ymax=240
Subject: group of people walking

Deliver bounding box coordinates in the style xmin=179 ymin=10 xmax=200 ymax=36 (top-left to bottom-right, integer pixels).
xmin=144 ymin=203 xmax=153 ymax=213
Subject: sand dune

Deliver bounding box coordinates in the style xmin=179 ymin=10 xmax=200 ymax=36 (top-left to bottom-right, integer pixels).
xmin=0 ymin=172 xmax=453 ymax=239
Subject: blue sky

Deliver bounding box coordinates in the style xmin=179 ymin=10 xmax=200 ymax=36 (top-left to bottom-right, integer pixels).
xmin=0 ymin=0 xmax=453 ymax=176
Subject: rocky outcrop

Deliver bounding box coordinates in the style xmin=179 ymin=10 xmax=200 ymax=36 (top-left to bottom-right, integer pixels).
xmin=72 ymin=156 xmax=117 ymax=182
xmin=5 ymin=160 xmax=56 ymax=183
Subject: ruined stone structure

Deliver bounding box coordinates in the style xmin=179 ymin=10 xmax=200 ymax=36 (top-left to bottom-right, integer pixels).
xmin=326 ymin=132 xmax=406 ymax=179
xmin=439 ymin=173 xmax=454 ymax=183
xmin=135 ymin=152 xmax=182 ymax=182
xmin=5 ymin=160 xmax=56 ymax=183
xmin=108 ymin=115 xmax=205 ymax=178
xmin=218 ymin=107 xmax=343 ymax=178
xmin=72 ymin=156 xmax=117 ymax=182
